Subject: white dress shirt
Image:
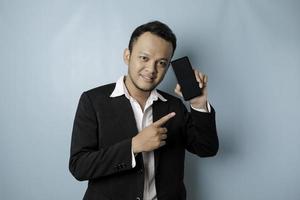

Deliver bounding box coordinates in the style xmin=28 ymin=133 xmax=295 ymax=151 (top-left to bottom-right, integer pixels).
xmin=110 ymin=76 xmax=210 ymax=200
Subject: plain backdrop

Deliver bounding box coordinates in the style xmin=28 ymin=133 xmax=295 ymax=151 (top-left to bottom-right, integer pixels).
xmin=1 ymin=0 xmax=300 ymax=199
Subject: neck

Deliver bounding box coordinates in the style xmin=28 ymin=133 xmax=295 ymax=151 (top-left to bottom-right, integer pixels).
xmin=124 ymin=76 xmax=150 ymax=109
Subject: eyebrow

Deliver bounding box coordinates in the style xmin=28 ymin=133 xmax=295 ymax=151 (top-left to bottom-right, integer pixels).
xmin=138 ymin=51 xmax=169 ymax=61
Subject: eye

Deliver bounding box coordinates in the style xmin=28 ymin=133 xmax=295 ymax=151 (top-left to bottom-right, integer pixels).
xmin=139 ymin=56 xmax=148 ymax=62
xmin=158 ymin=61 xmax=167 ymax=67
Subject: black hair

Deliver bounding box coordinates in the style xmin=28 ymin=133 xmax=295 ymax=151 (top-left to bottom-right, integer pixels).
xmin=128 ymin=21 xmax=177 ymax=54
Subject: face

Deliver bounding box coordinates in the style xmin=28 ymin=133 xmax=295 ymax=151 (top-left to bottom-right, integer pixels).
xmin=123 ymin=32 xmax=174 ymax=95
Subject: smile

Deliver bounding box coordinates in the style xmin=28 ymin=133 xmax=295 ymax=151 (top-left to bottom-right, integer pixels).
xmin=140 ymin=74 xmax=155 ymax=82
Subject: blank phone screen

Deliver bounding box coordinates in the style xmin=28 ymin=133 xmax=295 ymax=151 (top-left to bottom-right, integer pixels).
xmin=171 ymin=56 xmax=201 ymax=100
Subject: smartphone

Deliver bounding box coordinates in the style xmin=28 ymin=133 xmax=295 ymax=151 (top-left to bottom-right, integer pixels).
xmin=171 ymin=56 xmax=201 ymax=100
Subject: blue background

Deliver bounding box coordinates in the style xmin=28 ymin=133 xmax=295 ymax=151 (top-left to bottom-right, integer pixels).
xmin=1 ymin=0 xmax=299 ymax=199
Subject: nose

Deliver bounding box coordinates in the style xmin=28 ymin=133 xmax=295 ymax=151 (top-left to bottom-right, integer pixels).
xmin=145 ymin=61 xmax=157 ymax=74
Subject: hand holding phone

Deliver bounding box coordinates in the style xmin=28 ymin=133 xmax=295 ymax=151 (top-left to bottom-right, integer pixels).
xmin=171 ymin=56 xmax=201 ymax=100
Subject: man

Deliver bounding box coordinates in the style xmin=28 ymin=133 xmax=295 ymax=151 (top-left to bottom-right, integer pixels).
xmin=69 ymin=21 xmax=219 ymax=200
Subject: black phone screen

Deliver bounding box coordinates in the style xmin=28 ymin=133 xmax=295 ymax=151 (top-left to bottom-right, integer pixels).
xmin=171 ymin=56 xmax=201 ymax=100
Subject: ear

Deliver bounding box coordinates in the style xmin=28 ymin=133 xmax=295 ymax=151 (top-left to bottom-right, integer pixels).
xmin=123 ymin=48 xmax=130 ymax=65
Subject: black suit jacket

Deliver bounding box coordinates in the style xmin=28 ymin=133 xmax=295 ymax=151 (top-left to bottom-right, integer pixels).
xmin=69 ymin=83 xmax=218 ymax=200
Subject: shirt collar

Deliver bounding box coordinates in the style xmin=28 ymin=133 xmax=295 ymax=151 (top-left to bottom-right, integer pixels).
xmin=110 ymin=76 xmax=167 ymax=102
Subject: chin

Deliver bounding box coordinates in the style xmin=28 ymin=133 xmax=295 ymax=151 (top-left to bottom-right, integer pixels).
xmin=138 ymin=83 xmax=157 ymax=92
xmin=139 ymin=86 xmax=155 ymax=92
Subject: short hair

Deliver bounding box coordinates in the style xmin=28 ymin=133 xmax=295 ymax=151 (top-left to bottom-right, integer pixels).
xmin=128 ymin=20 xmax=177 ymax=54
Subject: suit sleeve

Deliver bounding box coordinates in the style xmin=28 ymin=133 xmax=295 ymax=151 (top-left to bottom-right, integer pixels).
xmin=69 ymin=92 xmax=134 ymax=181
xmin=181 ymin=102 xmax=219 ymax=157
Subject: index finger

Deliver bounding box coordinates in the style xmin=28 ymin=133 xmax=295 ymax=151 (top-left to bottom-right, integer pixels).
xmin=153 ymin=112 xmax=176 ymax=127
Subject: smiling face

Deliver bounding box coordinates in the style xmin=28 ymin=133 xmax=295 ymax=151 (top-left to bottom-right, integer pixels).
xmin=123 ymin=32 xmax=174 ymax=96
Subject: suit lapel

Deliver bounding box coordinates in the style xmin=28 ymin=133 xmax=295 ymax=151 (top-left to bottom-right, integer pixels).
xmin=153 ymin=99 xmax=170 ymax=171
xmin=111 ymin=95 xmax=138 ymax=139
xmin=110 ymin=95 xmax=145 ymax=168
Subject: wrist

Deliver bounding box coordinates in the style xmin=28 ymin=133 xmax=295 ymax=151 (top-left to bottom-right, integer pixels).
xmin=191 ymin=102 xmax=208 ymax=111
xmin=132 ymin=136 xmax=142 ymax=154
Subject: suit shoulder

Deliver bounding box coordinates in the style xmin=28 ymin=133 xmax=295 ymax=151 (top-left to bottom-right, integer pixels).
xmin=83 ymin=83 xmax=116 ymax=99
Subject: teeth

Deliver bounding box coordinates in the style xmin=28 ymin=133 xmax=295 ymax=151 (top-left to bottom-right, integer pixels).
xmin=141 ymin=75 xmax=152 ymax=80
